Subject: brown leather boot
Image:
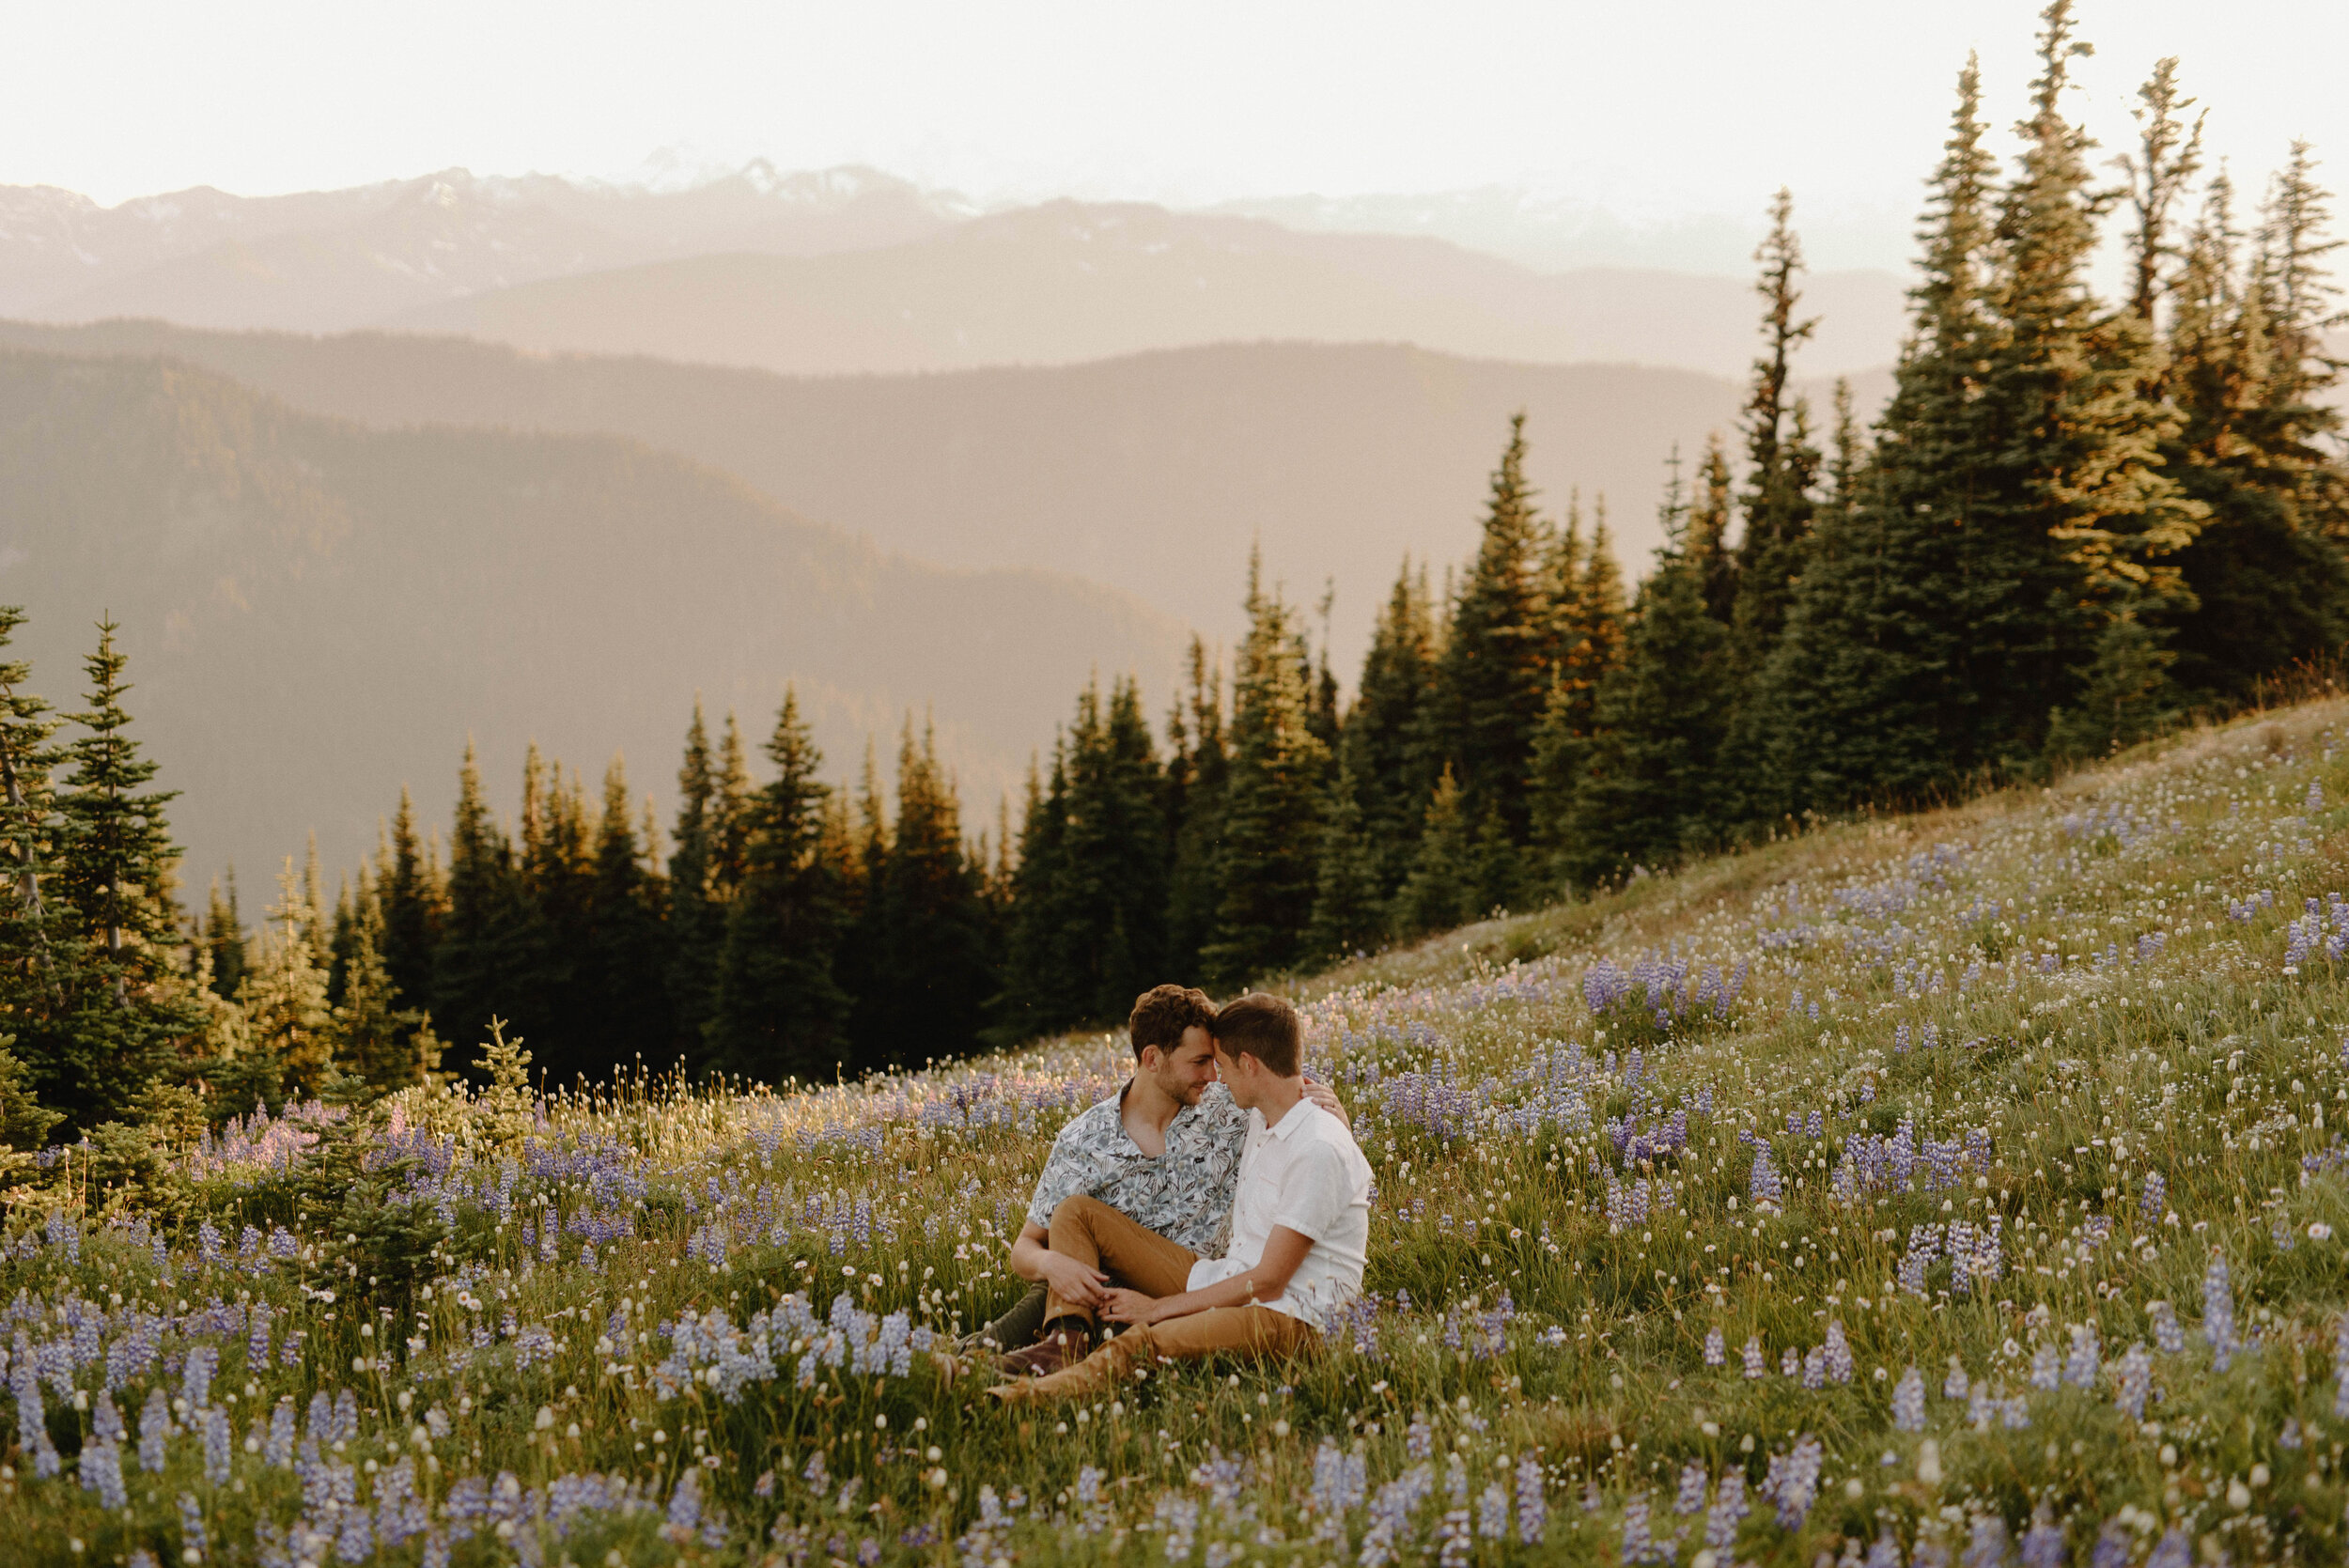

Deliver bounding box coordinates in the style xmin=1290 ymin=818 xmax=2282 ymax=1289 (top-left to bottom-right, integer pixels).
xmin=996 ymin=1320 xmax=1091 ymax=1377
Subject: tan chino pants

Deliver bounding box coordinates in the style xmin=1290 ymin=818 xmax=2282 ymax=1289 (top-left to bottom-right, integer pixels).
xmin=1004 ymin=1195 xmax=1320 ymax=1404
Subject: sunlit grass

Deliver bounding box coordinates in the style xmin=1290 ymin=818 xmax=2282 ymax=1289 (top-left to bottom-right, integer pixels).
xmin=8 ymin=700 xmax=2349 ymax=1564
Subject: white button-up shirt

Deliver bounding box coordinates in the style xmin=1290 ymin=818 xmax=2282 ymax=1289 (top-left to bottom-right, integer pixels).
xmin=1185 ymin=1096 xmax=1372 ymax=1329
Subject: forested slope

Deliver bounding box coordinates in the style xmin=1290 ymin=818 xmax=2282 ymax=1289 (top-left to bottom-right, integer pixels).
xmin=0 ymin=348 xmax=1186 ymax=887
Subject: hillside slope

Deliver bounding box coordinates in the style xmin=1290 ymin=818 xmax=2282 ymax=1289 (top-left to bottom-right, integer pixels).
xmin=0 ymin=322 xmax=1900 ymax=659
xmin=6 ymin=697 xmax=2344 ymax=1562
xmin=386 ymin=200 xmax=1907 ymax=380
xmin=0 ymin=348 xmax=1187 ymax=888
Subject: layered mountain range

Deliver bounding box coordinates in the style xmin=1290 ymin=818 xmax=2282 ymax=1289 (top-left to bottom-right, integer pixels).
xmin=0 ymin=163 xmax=1907 ymax=888
xmin=0 ymin=166 xmax=1906 ymax=378
xmin=0 ymin=347 xmax=1185 ymax=889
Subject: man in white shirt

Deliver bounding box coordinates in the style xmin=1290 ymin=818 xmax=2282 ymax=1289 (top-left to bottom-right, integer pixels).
xmin=992 ymin=991 xmax=1373 ymax=1405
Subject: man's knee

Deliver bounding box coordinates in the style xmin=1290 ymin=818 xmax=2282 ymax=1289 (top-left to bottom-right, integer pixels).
xmin=1048 ymin=1194 xmax=1114 ymax=1234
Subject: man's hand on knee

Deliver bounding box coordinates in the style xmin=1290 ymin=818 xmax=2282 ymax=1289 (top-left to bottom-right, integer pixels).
xmin=1036 ymin=1250 xmax=1109 ymax=1307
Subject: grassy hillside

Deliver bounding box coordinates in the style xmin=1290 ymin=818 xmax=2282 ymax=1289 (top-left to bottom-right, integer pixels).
xmin=382 ymin=201 xmax=1907 ymax=381
xmin=0 ymin=347 xmax=1187 ymax=889
xmin=0 ymin=322 xmax=1898 ymax=661
xmin=5 ymin=696 xmax=2348 ymax=1563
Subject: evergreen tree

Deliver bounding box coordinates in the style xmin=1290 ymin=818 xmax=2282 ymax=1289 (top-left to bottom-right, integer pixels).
xmin=2164 ymin=151 xmax=2349 ymax=696
xmin=1976 ymin=1 xmax=2200 ymax=735
xmin=583 ymin=755 xmax=672 ymax=1076
xmin=709 ymin=712 xmax=755 ymax=901
xmin=49 ymin=618 xmax=192 ymax=1126
xmin=1304 ymin=758 xmax=1385 ymax=962
xmin=430 ymin=740 xmax=518 ymax=1062
xmin=1337 ymin=560 xmax=1440 ymax=902
xmin=1685 ymin=441 xmax=1740 ymax=624
xmin=379 ymin=786 xmax=439 ymax=1016
xmin=705 ymin=689 xmax=849 ymax=1085
xmin=238 ymin=859 xmax=334 ymax=1103
xmin=1556 ymin=474 xmax=1739 ymax=883
xmin=1730 ymin=189 xmax=1823 ymax=660
xmin=2045 ymin=611 xmax=2182 ymax=762
xmin=1056 ymin=678 xmax=1170 ymax=1023
xmin=664 ymin=701 xmax=725 ymax=1070
xmin=996 ymin=751 xmax=1078 ymax=1043
xmin=866 ymin=718 xmax=992 ymax=1067
xmin=2116 ymin=57 xmax=2205 ymax=328
xmin=1163 ymin=640 xmax=1228 ymax=986
xmin=328 ymin=891 xmax=437 ymax=1094
xmin=837 ymin=741 xmax=892 ymax=1061
xmin=1750 ymin=27 xmax=2201 ymax=814
xmin=324 ymin=872 xmax=358 ymax=1008
xmin=1204 ymin=560 xmax=1330 ymax=988
xmin=202 ymin=872 xmax=246 ymax=1001
xmin=1392 ymin=767 xmax=1473 ymax=939
xmin=1435 ymin=414 xmax=1557 ymax=842
xmin=0 ymin=608 xmax=73 ymax=1134
xmin=1528 ymin=510 xmax=1634 ymax=884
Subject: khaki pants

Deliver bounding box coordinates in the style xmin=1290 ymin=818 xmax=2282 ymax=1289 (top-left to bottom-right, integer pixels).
xmin=1004 ymin=1195 xmax=1319 ymax=1403
xmin=1044 ymin=1195 xmax=1200 ymax=1327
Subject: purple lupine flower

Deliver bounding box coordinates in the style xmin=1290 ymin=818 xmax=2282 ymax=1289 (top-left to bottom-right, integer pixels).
xmin=2113 ymin=1342 xmax=2153 ymax=1421
xmin=201 ymin=1405 xmax=232 ymax=1484
xmin=266 ymin=1397 xmax=296 ymax=1467
xmin=668 ymin=1468 xmax=704 ymax=1535
xmin=1674 ymin=1465 xmax=1707 ymax=1515
xmin=1891 ymin=1367 xmax=1926 ymax=1432
xmin=1619 ymin=1493 xmax=1669 ymax=1564
xmin=247 ymin=1303 xmax=272 ymax=1370
xmin=139 ymin=1385 xmax=173 ymax=1472
xmin=1742 ymin=1335 xmax=1766 ymax=1379
xmin=1515 ymin=1454 xmax=1546 ymax=1545
xmin=80 ymin=1436 xmax=128 ymax=1509
xmin=2149 ymin=1300 xmax=2186 ymax=1356
xmin=2203 ymin=1258 xmax=2239 ymax=1372
xmin=1823 ymin=1321 xmax=1854 ymax=1384
xmin=1703 ymin=1326 xmax=1724 ymax=1366
xmin=181 ymin=1343 xmax=216 ymax=1411
xmin=178 ymin=1494 xmax=209 ymax=1563
xmin=2063 ymin=1324 xmax=2101 ymax=1389
xmin=1963 ymin=1514 xmax=2011 ymax=1568
xmin=1762 ymin=1436 xmax=1823 ymax=1529
xmin=2019 ymin=1507 xmax=2066 ymax=1568
xmin=1703 ymin=1471 xmax=1748 ymax=1551
xmin=1477 ymin=1483 xmax=1508 ymax=1541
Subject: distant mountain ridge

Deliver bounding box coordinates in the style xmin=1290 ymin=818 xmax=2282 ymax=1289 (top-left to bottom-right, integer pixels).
xmin=386 ymin=199 xmax=1906 ymax=379
xmin=0 ymin=321 xmax=1897 ymax=672
xmin=0 ymin=166 xmax=1908 ymax=378
xmin=0 ymin=163 xmax=966 ymax=329
xmin=0 ymin=345 xmax=1185 ymax=891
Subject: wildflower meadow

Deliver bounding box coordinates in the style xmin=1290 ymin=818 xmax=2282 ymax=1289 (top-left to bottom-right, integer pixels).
xmin=14 ymin=696 xmax=2349 ymax=1567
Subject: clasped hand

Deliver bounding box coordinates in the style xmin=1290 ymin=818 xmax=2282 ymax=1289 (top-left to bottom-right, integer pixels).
xmin=1099 ymin=1287 xmax=1169 ymax=1326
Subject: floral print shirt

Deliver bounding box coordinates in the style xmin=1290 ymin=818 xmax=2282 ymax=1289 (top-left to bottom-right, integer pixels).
xmin=1023 ymin=1080 xmax=1249 ymax=1255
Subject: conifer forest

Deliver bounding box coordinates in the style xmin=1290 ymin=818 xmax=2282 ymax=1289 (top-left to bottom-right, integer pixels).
xmin=9 ymin=6 xmax=2349 ymax=1565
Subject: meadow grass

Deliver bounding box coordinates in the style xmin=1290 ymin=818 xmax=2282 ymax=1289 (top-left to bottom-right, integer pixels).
xmin=10 ymin=699 xmax=2349 ymax=1565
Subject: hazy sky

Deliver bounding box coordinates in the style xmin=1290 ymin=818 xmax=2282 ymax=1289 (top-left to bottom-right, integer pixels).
xmin=11 ymin=1 xmax=2347 ymax=270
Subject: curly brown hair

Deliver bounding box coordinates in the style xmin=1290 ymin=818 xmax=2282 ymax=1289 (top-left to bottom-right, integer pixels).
xmin=1128 ymin=984 xmax=1217 ymax=1058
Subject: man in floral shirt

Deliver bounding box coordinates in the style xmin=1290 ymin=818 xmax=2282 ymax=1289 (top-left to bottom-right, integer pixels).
xmin=978 ymin=985 xmax=1346 ymax=1374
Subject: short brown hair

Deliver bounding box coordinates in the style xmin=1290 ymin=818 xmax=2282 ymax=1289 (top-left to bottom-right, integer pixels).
xmin=1209 ymin=992 xmax=1300 ymax=1077
xmin=1129 ymin=985 xmax=1216 ymax=1058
